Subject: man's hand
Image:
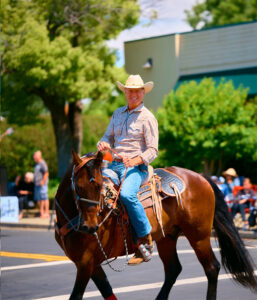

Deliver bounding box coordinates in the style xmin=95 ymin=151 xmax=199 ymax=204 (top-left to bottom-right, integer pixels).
xmin=122 ymin=156 xmax=144 ymax=168
xmin=97 ymin=142 xmax=111 ymax=152
xmin=239 ymin=199 xmax=247 ymax=205
xmin=19 ymin=190 xmax=29 ymax=195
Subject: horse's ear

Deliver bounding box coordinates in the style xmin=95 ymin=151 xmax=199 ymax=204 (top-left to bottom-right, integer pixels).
xmin=72 ymin=149 xmax=82 ymax=165
xmin=95 ymin=151 xmax=103 ymax=169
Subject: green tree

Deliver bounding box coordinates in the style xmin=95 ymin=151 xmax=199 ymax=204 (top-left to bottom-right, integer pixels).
xmin=1 ymin=0 xmax=140 ymax=177
xmin=185 ymin=0 xmax=257 ymax=29
xmin=0 ymin=113 xmax=109 ymax=180
xmin=1 ymin=117 xmax=57 ymax=179
xmin=155 ymin=78 xmax=257 ymax=175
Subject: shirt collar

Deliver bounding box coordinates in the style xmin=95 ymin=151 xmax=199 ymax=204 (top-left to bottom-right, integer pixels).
xmin=122 ymin=102 xmax=144 ymax=113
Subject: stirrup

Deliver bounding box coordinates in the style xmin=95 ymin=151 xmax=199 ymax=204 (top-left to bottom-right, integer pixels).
xmin=138 ymin=244 xmax=153 ymax=262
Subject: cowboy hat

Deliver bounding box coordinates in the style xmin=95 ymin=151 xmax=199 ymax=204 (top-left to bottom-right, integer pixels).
xmin=222 ymin=168 xmax=238 ymax=177
xmin=117 ymin=75 xmax=154 ymax=94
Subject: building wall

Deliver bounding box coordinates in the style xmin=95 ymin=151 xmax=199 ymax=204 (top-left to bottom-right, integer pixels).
xmin=179 ymin=22 xmax=257 ymax=75
xmin=125 ymin=35 xmax=179 ymax=111
xmin=124 ymin=22 xmax=257 ymax=110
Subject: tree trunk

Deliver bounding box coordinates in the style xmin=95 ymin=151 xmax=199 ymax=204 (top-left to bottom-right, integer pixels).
xmin=202 ymin=158 xmax=215 ymax=176
xmin=44 ymin=98 xmax=83 ymax=178
xmin=69 ymin=101 xmax=83 ymax=155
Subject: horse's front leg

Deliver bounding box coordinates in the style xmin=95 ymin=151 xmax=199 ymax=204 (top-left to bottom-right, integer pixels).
xmin=69 ymin=262 xmax=94 ymax=300
xmin=70 ymin=263 xmax=117 ymax=300
xmin=91 ymin=265 xmax=117 ymax=300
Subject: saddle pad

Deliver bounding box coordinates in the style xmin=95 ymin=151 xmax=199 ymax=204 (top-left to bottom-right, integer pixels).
xmin=154 ymin=168 xmax=185 ymax=196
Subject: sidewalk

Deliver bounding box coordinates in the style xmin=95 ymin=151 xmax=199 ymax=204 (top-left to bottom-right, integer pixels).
xmin=1 ymin=209 xmax=55 ymax=230
xmin=1 ymin=210 xmax=257 ymax=239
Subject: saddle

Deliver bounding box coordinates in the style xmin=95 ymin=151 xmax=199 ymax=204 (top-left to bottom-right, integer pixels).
xmin=101 ymin=167 xmax=186 ymax=236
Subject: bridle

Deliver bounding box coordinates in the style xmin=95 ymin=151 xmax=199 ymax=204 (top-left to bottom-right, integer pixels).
xmin=55 ymin=151 xmax=130 ymax=271
xmin=71 ymin=155 xmax=100 ymax=212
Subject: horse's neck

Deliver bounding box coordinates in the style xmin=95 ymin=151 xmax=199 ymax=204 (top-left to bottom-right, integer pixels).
xmin=56 ymin=177 xmax=79 ymax=227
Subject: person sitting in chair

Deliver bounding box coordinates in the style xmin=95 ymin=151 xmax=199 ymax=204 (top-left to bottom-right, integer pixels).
xmin=231 ymin=177 xmax=256 ymax=230
xmin=97 ymin=74 xmax=158 ymax=265
xmin=15 ymin=172 xmax=35 ymax=219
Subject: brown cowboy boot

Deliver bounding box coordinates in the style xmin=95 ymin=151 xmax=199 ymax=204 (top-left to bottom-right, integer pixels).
xmin=128 ymin=233 xmax=153 ymax=265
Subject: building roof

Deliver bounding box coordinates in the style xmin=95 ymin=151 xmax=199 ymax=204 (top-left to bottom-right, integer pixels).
xmin=125 ymin=20 xmax=257 ymax=44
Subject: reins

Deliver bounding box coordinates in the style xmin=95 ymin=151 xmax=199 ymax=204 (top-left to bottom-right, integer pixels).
xmin=108 ymin=148 xmax=128 ymax=209
xmin=55 ymin=150 xmax=130 ymax=272
xmin=93 ymin=214 xmax=130 ymax=272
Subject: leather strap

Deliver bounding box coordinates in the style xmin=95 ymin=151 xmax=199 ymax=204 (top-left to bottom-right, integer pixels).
xmin=74 ymin=156 xmax=95 ymax=175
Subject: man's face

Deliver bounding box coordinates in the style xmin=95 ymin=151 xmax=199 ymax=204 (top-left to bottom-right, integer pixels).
xmin=124 ymin=88 xmax=145 ymax=109
xmin=225 ymin=175 xmax=232 ymax=181
xmin=33 ymin=152 xmax=41 ymax=163
xmin=24 ymin=175 xmax=31 ymax=183
xmin=243 ymin=178 xmax=251 ymax=189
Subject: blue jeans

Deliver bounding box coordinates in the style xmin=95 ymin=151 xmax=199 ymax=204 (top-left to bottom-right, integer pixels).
xmin=231 ymin=202 xmax=250 ymax=221
xmin=106 ymin=161 xmax=152 ymax=238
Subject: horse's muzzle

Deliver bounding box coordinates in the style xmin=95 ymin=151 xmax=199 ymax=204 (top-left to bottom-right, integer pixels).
xmin=80 ymin=224 xmax=99 ymax=234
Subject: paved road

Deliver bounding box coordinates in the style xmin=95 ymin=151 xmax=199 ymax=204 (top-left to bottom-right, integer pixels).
xmin=1 ymin=228 xmax=257 ymax=300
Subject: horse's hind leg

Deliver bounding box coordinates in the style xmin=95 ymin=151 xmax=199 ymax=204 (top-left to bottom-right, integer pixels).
xmin=188 ymin=236 xmax=220 ymax=300
xmin=155 ymin=235 xmax=182 ymax=300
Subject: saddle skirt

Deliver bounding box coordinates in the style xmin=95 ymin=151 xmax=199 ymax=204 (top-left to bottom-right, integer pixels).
xmin=101 ymin=167 xmax=185 ymax=211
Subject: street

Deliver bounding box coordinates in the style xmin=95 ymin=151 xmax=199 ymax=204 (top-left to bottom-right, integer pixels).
xmin=1 ymin=228 xmax=257 ymax=300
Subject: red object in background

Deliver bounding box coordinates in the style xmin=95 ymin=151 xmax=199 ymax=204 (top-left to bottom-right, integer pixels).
xmin=232 ymin=184 xmax=257 ymax=214
xmin=103 ymin=151 xmax=112 ymax=162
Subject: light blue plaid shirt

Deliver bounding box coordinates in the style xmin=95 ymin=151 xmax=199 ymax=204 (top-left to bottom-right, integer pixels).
xmin=100 ymin=103 xmax=158 ymax=164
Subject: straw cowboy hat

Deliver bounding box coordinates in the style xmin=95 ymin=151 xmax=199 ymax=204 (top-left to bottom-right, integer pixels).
xmin=222 ymin=168 xmax=238 ymax=177
xmin=117 ymin=75 xmax=154 ymax=94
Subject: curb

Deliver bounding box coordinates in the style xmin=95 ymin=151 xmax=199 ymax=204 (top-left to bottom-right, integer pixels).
xmin=211 ymin=229 xmax=257 ymax=239
xmin=1 ymin=222 xmax=53 ymax=230
xmin=1 ymin=222 xmax=257 ymax=238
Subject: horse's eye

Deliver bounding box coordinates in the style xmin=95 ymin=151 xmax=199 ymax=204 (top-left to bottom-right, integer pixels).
xmin=90 ymin=177 xmax=95 ymax=183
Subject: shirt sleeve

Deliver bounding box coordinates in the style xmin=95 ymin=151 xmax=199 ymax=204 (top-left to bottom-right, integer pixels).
xmin=234 ymin=177 xmax=241 ymax=186
xmin=99 ymin=114 xmax=115 ymax=147
xmin=140 ymin=116 xmax=159 ymax=164
xmin=41 ymin=161 xmax=48 ymax=173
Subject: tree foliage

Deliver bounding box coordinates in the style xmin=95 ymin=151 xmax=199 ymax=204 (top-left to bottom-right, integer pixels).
xmin=1 ymin=117 xmax=57 ymax=179
xmin=155 ymin=78 xmax=257 ymax=175
xmin=185 ymin=0 xmax=257 ymax=29
xmin=1 ymin=113 xmax=109 ymax=180
xmin=1 ymin=0 xmax=140 ymax=176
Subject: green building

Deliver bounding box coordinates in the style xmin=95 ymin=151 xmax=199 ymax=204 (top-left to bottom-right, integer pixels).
xmin=124 ymin=21 xmax=257 ymax=110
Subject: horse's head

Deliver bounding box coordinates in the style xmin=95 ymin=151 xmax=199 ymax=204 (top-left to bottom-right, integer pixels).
xmin=71 ymin=150 xmax=103 ymax=234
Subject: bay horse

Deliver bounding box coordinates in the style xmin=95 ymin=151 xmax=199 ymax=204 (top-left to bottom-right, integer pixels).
xmin=55 ymin=151 xmax=257 ymax=300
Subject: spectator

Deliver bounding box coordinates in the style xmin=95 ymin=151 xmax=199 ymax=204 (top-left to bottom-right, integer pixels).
xmin=15 ymin=172 xmax=34 ymax=219
xmin=249 ymin=202 xmax=257 ymax=238
xmin=218 ymin=176 xmax=229 ymax=197
xmin=211 ymin=175 xmax=232 ymax=208
xmin=231 ymin=178 xmax=256 ymax=230
xmin=211 ymin=176 xmax=228 ymax=195
xmin=222 ymin=168 xmax=240 ymax=205
xmin=222 ymin=168 xmax=241 ymax=194
xmin=33 ymin=150 xmax=49 ymax=218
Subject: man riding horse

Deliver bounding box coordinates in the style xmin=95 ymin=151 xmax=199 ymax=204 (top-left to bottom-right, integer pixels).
xmin=97 ymin=74 xmax=158 ymax=265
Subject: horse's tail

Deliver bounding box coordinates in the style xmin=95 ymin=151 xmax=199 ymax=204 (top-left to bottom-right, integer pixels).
xmin=205 ymin=177 xmax=257 ymax=291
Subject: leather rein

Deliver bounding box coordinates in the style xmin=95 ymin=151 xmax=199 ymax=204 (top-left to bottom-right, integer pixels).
xmin=56 ymin=150 xmax=127 ymax=234
xmin=55 ymin=154 xmax=100 ymax=236
xmin=55 ymin=151 xmax=130 ymax=271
